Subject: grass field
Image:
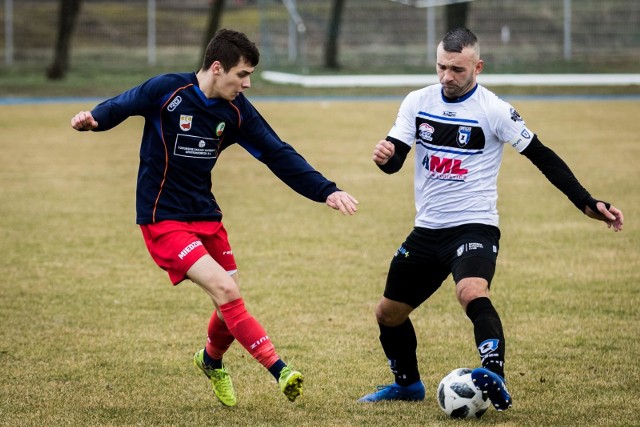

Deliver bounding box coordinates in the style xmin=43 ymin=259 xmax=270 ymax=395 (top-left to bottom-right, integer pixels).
xmin=0 ymin=98 xmax=639 ymax=426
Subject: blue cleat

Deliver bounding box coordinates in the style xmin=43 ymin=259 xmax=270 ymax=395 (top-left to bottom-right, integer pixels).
xmin=358 ymin=380 xmax=425 ymax=403
xmin=471 ymin=367 xmax=512 ymax=411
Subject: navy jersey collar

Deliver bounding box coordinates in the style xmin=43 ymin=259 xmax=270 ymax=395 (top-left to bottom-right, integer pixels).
xmin=191 ymin=72 xmax=225 ymax=107
xmin=441 ymin=83 xmax=478 ymax=103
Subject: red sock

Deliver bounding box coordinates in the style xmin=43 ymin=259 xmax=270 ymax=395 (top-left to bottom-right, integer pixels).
xmin=205 ymin=311 xmax=235 ymax=360
xmin=219 ymin=298 xmax=279 ymax=369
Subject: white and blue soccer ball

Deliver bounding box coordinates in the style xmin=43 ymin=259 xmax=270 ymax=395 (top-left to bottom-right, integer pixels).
xmin=437 ymin=368 xmax=490 ymax=419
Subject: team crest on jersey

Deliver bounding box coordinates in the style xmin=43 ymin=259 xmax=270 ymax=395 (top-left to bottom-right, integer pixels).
xmin=180 ymin=115 xmax=192 ymax=131
xmin=215 ymin=122 xmax=225 ymax=137
xmin=418 ymin=122 xmax=435 ymax=142
xmin=457 ymin=126 xmax=472 ymax=147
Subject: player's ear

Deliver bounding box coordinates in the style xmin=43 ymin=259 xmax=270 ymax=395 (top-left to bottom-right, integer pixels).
xmin=474 ymin=59 xmax=484 ymax=75
xmin=211 ymin=61 xmax=224 ymax=76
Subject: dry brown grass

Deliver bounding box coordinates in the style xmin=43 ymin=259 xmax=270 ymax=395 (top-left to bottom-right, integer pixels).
xmin=0 ymin=99 xmax=638 ymax=426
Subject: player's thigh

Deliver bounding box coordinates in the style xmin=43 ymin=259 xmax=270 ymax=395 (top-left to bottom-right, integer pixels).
xmin=449 ymin=224 xmax=500 ymax=286
xmin=187 ymin=254 xmax=240 ymax=304
xmin=196 ymin=221 xmax=238 ymax=274
xmin=140 ymin=220 xmax=213 ymax=285
xmin=383 ymin=229 xmax=450 ymax=309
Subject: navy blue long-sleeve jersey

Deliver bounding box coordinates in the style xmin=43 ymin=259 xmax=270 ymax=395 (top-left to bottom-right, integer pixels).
xmin=90 ymin=72 xmax=339 ymax=224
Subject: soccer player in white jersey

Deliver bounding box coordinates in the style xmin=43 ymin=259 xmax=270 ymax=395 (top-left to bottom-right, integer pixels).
xmin=358 ymin=28 xmax=623 ymax=410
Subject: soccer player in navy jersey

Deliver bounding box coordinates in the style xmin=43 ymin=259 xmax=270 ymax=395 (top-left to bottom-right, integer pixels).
xmin=71 ymin=28 xmax=358 ymax=407
xmin=358 ymin=28 xmax=623 ymax=410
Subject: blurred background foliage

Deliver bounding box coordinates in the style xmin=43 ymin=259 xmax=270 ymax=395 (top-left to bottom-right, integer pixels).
xmin=1 ymin=0 xmax=639 ymax=97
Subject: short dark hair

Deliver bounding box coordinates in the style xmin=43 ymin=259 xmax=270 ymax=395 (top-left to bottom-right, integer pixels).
xmin=201 ymin=28 xmax=260 ymax=71
xmin=441 ymin=27 xmax=478 ymax=53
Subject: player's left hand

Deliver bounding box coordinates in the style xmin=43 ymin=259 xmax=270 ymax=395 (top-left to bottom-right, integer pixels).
xmin=585 ymin=202 xmax=624 ymax=232
xmin=326 ymin=191 xmax=359 ymax=215
xmin=71 ymin=111 xmax=99 ymax=131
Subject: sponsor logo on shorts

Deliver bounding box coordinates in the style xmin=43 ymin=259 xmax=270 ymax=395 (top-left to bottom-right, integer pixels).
xmin=395 ymin=245 xmax=410 ymax=258
xmin=178 ymin=241 xmax=202 ymax=260
xmin=457 ymin=242 xmax=484 ymax=257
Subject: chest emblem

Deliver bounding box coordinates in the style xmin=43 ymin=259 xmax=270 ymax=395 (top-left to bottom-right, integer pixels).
xmin=180 ymin=115 xmax=193 ymax=131
xmin=215 ymin=122 xmax=226 ymax=137
xmin=418 ymin=123 xmax=435 ymax=142
xmin=457 ymin=126 xmax=472 ymax=147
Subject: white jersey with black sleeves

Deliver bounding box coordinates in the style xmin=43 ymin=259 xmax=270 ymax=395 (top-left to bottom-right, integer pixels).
xmin=388 ymin=83 xmax=534 ymax=229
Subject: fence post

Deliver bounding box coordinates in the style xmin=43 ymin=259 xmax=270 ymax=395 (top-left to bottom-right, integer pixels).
xmin=148 ymin=0 xmax=156 ymax=66
xmin=281 ymin=0 xmax=307 ymax=72
xmin=5 ymin=0 xmax=13 ymax=65
xmin=563 ymin=0 xmax=571 ymax=61
xmin=426 ymin=6 xmax=436 ymax=65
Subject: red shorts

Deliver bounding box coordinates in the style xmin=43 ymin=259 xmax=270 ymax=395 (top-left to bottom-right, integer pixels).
xmin=140 ymin=220 xmax=238 ymax=285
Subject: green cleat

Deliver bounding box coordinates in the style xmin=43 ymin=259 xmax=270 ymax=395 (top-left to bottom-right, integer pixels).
xmin=194 ymin=349 xmax=237 ymax=407
xmin=278 ymin=366 xmax=304 ymax=402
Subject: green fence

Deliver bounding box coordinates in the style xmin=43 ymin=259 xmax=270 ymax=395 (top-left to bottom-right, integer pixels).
xmin=2 ymin=0 xmax=639 ymax=74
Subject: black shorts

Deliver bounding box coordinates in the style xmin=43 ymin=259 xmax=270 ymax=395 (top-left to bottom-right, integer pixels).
xmin=383 ymin=223 xmax=500 ymax=308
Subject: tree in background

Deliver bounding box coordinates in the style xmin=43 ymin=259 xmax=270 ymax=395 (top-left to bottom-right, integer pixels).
xmin=47 ymin=0 xmax=82 ymax=80
xmin=44 ymin=0 xmax=468 ymax=80
xmin=324 ymin=1 xmax=469 ymax=71
xmin=200 ymin=0 xmax=227 ymax=68
xmin=445 ymin=1 xmax=470 ymax=31
xmin=324 ymin=0 xmax=346 ymax=70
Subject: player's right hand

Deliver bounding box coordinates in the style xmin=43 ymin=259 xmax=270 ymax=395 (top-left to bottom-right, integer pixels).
xmin=372 ymin=139 xmax=395 ymax=165
xmin=326 ymin=190 xmax=359 ymax=215
xmin=585 ymin=202 xmax=624 ymax=232
xmin=71 ymin=111 xmax=98 ymax=131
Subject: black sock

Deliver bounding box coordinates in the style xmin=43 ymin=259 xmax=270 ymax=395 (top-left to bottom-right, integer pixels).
xmin=379 ymin=319 xmax=420 ymax=386
xmin=268 ymin=359 xmax=287 ymax=380
xmin=203 ymin=348 xmax=222 ymax=369
xmin=466 ymin=297 xmax=506 ymax=379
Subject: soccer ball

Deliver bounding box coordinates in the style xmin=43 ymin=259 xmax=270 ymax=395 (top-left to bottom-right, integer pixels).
xmin=437 ymin=368 xmax=490 ymax=419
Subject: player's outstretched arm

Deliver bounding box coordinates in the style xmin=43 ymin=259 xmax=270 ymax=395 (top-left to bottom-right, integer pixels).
xmin=326 ymin=191 xmax=359 ymax=215
xmin=584 ymin=201 xmax=624 ymax=232
xmin=71 ymin=111 xmax=98 ymax=131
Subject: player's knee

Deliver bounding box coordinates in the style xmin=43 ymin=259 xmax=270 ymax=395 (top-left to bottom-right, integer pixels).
xmin=218 ymin=280 xmax=241 ymax=301
xmin=198 ymin=272 xmax=241 ymax=303
xmin=456 ymin=278 xmax=489 ymax=309
xmin=374 ymin=298 xmax=410 ymax=326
